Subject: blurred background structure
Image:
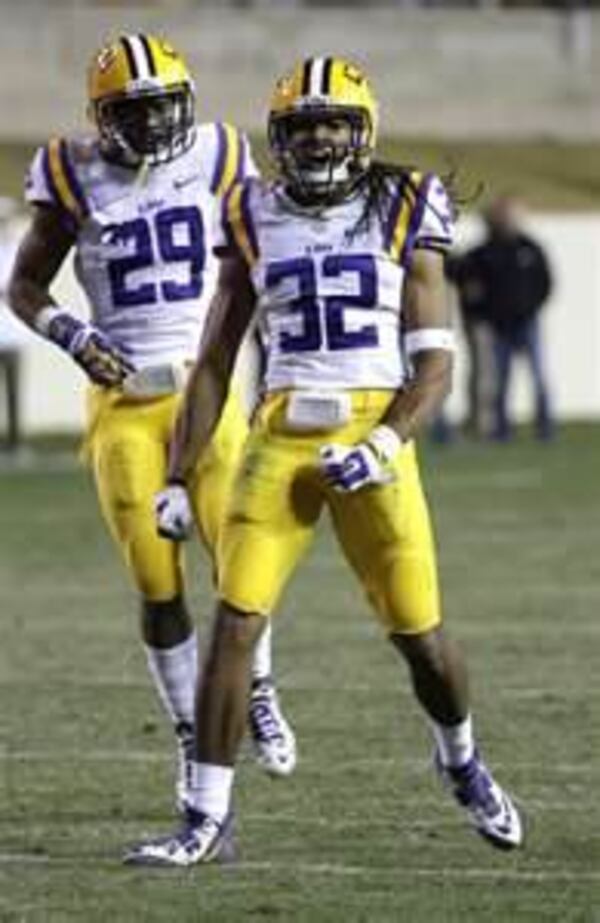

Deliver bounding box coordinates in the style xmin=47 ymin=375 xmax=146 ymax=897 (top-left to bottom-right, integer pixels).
xmin=0 ymin=0 xmax=598 ymax=439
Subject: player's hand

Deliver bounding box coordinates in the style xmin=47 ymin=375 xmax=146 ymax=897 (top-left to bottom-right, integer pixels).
xmin=70 ymin=326 xmax=134 ymax=387
xmin=319 ymin=426 xmax=402 ymax=493
xmin=154 ymin=484 xmax=194 ymax=541
xmin=319 ymin=442 xmax=391 ymax=493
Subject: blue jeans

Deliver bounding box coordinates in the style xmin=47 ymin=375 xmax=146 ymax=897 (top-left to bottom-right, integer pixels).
xmin=492 ymin=318 xmax=554 ymax=440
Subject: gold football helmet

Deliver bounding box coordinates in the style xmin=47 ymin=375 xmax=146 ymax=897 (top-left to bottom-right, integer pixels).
xmin=268 ymin=57 xmax=378 ymax=203
xmin=87 ymin=34 xmax=195 ymax=167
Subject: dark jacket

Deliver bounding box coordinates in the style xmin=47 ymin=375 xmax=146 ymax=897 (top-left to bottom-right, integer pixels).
xmin=448 ymin=232 xmax=552 ymax=336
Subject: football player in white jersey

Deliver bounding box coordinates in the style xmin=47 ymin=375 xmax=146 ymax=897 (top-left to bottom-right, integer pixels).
xmin=8 ymin=35 xmax=296 ymax=807
xmin=124 ymin=55 xmax=524 ymax=866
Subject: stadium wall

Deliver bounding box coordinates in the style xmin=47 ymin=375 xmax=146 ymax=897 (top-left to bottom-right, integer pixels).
xmin=0 ymin=7 xmax=598 ymax=140
xmin=1 ymin=212 xmax=599 ymax=435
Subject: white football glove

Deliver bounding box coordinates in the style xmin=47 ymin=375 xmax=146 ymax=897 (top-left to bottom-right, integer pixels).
xmin=319 ymin=425 xmax=402 ymax=494
xmin=154 ymin=483 xmax=194 ymax=541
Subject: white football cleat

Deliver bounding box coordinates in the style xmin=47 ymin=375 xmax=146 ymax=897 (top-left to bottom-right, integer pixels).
xmin=123 ymin=809 xmax=237 ymax=868
xmin=436 ymin=750 xmax=524 ymax=850
xmin=248 ymin=679 xmax=297 ymax=778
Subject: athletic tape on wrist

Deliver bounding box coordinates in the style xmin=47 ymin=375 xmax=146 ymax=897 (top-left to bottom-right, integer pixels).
xmin=404 ymin=328 xmax=455 ymax=355
xmin=367 ymin=424 xmax=402 ymax=464
xmin=34 ymin=305 xmax=65 ymax=337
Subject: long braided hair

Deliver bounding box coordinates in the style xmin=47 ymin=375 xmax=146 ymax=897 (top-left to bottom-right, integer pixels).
xmin=351 ymin=158 xmax=475 ymax=240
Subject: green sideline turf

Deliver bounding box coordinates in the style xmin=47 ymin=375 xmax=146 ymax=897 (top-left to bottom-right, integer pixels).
xmin=0 ymin=424 xmax=598 ymax=921
xmin=1 ymin=139 xmax=599 ymax=211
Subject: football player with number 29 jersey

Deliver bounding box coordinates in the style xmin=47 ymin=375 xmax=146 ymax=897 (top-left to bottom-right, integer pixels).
xmin=128 ymin=55 xmax=524 ymax=867
xmin=8 ymin=35 xmax=296 ymax=808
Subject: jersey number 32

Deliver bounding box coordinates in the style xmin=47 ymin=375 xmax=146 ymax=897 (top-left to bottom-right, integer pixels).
xmin=266 ymin=254 xmax=378 ymax=353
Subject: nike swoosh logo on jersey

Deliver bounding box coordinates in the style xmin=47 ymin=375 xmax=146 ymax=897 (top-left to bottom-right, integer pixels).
xmin=173 ymin=174 xmax=202 ymax=190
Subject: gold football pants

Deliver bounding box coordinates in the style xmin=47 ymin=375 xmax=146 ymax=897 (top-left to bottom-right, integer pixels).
xmin=84 ymin=386 xmax=248 ymax=601
xmin=218 ymin=390 xmax=441 ymax=635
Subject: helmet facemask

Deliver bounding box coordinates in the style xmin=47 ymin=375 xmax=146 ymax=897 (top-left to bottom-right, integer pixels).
xmin=95 ymin=84 xmax=195 ymax=168
xmin=269 ymin=106 xmax=373 ymax=206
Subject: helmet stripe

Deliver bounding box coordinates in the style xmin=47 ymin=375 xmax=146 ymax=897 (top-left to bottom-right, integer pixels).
xmin=119 ymin=36 xmax=139 ymax=80
xmin=124 ymin=34 xmax=152 ymax=80
xmin=301 ymin=60 xmax=312 ymax=95
xmin=138 ymin=34 xmax=157 ymax=77
xmin=309 ymin=57 xmax=325 ymax=96
xmin=321 ymin=57 xmax=333 ymax=95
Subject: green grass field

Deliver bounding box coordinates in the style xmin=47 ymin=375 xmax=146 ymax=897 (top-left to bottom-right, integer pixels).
xmin=1 ymin=426 xmax=599 ymax=922
xmin=1 ymin=138 xmax=600 ymax=211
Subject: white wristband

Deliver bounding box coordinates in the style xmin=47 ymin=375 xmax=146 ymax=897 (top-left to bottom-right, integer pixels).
xmin=34 ymin=305 xmax=65 ymax=337
xmin=367 ymin=424 xmax=403 ymax=464
xmin=404 ymin=328 xmax=455 ymax=356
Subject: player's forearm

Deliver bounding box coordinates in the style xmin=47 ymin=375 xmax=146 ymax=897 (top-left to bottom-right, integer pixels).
xmin=7 ymin=275 xmax=55 ymax=328
xmin=167 ymin=359 xmax=230 ymax=484
xmin=381 ymin=351 xmax=453 ymax=443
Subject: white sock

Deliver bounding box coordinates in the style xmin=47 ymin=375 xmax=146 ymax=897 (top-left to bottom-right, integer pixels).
xmin=145 ymin=631 xmax=199 ymax=731
xmin=251 ymin=620 xmax=272 ymax=684
xmin=431 ymin=714 xmax=475 ymax=769
xmin=187 ymin=762 xmax=234 ymax=824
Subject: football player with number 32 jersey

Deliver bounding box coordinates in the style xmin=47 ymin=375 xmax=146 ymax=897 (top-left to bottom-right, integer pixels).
xmin=8 ymin=35 xmax=296 ymax=806
xmin=131 ymin=55 xmax=524 ymax=867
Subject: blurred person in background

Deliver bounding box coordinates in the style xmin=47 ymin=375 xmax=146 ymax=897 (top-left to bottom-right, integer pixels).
xmin=0 ymin=196 xmax=26 ymax=456
xmin=447 ymin=246 xmax=497 ymax=439
xmin=125 ymin=55 xmax=523 ymax=867
xmin=451 ymin=194 xmax=554 ymax=442
xmin=8 ymin=34 xmax=296 ymax=808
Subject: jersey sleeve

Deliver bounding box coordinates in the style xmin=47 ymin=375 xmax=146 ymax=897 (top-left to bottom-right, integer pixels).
xmin=214 ymin=178 xmax=259 ymax=267
xmin=24 ymin=138 xmax=89 ymax=233
xmin=208 ymin=123 xmax=259 ymax=199
xmin=413 ymin=173 xmax=455 ymax=254
xmin=383 ymin=171 xmax=454 ymax=268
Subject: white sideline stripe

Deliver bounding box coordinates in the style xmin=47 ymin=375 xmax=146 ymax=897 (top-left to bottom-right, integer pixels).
xmin=0 ymin=854 xmax=598 ymax=883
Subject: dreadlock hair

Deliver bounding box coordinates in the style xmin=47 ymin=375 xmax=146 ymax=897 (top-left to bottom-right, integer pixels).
xmin=351 ymin=159 xmax=478 ymax=241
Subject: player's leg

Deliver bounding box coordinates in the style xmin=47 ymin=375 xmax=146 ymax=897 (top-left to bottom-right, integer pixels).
xmin=125 ymin=424 xmax=324 ymax=865
xmin=329 ymin=443 xmax=523 ymax=850
xmin=491 ymin=332 xmax=514 ymax=441
xmin=189 ymin=388 xmax=296 ymax=776
xmin=86 ymin=391 xmax=197 ymax=803
xmin=523 ymin=317 xmax=554 ymax=440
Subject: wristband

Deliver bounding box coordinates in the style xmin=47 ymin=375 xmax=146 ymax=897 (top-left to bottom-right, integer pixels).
xmin=34 ymin=305 xmax=65 ymax=337
xmin=34 ymin=305 xmax=86 ymax=355
xmin=367 ymin=424 xmax=403 ymax=464
xmin=404 ymin=328 xmax=455 ymax=356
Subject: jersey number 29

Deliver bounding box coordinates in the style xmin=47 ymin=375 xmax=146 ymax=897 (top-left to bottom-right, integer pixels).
xmin=107 ymin=206 xmax=205 ymax=308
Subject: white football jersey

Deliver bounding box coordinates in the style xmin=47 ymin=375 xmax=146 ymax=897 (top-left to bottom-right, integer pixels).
xmin=26 ymin=123 xmax=256 ymax=367
xmin=220 ymin=171 xmax=454 ymax=392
